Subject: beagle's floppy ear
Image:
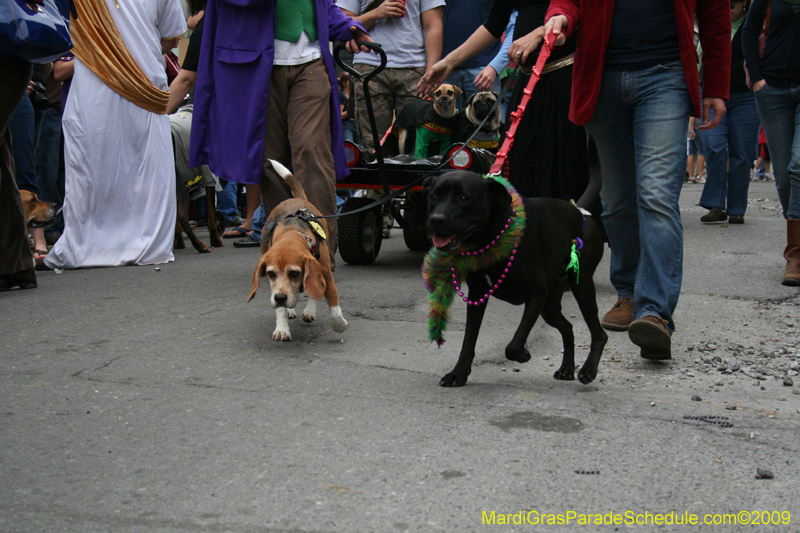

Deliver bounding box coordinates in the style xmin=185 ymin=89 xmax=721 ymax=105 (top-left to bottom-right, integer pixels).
xmin=303 ymin=256 xmax=326 ymax=301
xmin=248 ymin=255 xmax=268 ymax=302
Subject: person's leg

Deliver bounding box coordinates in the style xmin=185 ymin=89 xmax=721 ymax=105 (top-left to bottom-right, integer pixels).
xmin=629 ymin=63 xmax=692 ymax=333
xmin=285 ymin=59 xmax=339 ymax=257
xmin=585 ymin=70 xmax=638 ymax=304
xmin=392 ymin=67 xmax=427 ymax=122
xmin=8 ymin=95 xmax=38 ymax=197
xmin=0 ymin=60 xmax=35 ymax=287
xmin=755 ymin=85 xmax=800 ymax=218
xmin=34 ymin=106 xmax=63 ymax=241
xmin=260 ymin=65 xmax=293 ymax=224
xmin=215 ymin=180 xmax=240 ymax=224
xmin=698 ymin=107 xmax=729 ymax=213
xmin=353 ymin=65 xmax=394 ymax=153
xmin=8 ymin=85 xmax=48 ymax=256
xmin=725 ymin=91 xmax=760 ymax=217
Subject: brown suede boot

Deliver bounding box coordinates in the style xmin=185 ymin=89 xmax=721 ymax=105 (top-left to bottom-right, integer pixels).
xmin=601 ymin=297 xmax=633 ymax=331
xmin=783 ymin=219 xmax=800 ymax=286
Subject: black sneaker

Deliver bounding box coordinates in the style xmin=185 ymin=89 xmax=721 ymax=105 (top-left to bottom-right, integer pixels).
xmin=233 ymin=234 xmax=261 ymax=248
xmin=728 ymin=215 xmax=744 ymax=224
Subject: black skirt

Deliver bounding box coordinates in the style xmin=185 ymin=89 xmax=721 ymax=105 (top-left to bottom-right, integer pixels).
xmin=504 ymin=64 xmax=589 ymax=202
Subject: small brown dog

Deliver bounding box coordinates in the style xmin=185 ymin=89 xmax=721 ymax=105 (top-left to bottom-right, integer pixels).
xmin=248 ymin=160 xmax=347 ymax=341
xmin=20 ymin=190 xmax=57 ymax=228
xmin=395 ymin=83 xmax=462 ymax=157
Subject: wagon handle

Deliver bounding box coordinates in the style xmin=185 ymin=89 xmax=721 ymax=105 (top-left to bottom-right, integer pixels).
xmin=334 ymin=41 xmax=391 ymax=196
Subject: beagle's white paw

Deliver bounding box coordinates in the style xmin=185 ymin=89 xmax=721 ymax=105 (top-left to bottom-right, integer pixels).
xmin=287 ymin=308 xmax=297 ymax=319
xmin=272 ymin=328 xmax=292 ymax=341
xmin=273 ymin=308 xmax=292 ymax=341
xmin=330 ymin=306 xmax=347 ymax=333
xmin=302 ymin=299 xmax=317 ymax=323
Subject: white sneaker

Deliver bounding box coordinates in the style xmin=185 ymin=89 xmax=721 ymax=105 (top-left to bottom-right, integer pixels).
xmin=765 ymin=173 xmax=775 ymax=181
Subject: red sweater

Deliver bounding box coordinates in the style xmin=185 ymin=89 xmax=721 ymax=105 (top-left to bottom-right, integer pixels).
xmin=545 ymin=0 xmax=731 ymax=125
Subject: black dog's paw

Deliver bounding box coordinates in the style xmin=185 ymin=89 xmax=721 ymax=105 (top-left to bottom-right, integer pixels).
xmin=505 ymin=345 xmax=531 ymax=363
xmin=440 ymin=372 xmax=468 ymax=387
xmin=553 ymin=365 xmax=576 ymax=381
xmin=577 ymin=365 xmax=597 ymax=384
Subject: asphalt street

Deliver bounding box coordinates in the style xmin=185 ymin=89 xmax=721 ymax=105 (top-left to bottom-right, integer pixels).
xmin=1 ymin=180 xmax=799 ymax=532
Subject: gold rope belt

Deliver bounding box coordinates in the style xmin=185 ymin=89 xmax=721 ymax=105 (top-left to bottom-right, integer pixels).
xmin=519 ymin=52 xmax=575 ymax=76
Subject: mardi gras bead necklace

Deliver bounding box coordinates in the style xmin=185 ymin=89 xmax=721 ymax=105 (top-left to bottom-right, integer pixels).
xmin=422 ymin=176 xmax=525 ymax=347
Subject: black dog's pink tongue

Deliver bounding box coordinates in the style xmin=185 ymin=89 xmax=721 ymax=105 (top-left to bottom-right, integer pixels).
xmin=432 ymin=235 xmax=454 ymax=248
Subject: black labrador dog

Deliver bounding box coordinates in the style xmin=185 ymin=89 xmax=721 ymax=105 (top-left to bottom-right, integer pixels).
xmin=425 ymin=171 xmax=607 ymax=387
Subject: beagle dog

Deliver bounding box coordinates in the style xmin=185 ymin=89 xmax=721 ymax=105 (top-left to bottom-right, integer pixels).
xmin=248 ymin=160 xmax=347 ymax=341
xmin=20 ymin=190 xmax=57 ymax=228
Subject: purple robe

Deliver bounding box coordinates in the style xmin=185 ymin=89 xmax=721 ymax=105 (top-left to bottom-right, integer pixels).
xmin=189 ymin=0 xmax=366 ymax=184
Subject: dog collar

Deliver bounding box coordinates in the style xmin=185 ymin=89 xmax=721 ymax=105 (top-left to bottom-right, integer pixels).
xmin=422 ymin=175 xmax=526 ymax=347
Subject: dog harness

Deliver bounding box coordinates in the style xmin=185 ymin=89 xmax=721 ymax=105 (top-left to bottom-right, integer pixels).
xmin=264 ymin=209 xmax=326 ymax=260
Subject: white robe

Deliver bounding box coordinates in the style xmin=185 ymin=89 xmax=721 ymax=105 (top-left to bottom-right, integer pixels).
xmin=45 ymin=0 xmax=186 ymax=269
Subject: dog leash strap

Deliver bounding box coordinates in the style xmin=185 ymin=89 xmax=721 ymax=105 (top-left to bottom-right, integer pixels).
xmin=316 ymin=71 xmax=519 ymax=221
xmin=489 ymin=31 xmax=556 ymax=176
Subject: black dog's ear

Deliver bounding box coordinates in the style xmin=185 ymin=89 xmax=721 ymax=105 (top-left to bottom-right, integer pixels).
xmin=423 ymin=175 xmax=437 ymax=195
xmin=486 ymin=178 xmax=514 ymax=219
xmin=465 ymin=93 xmax=476 ymax=106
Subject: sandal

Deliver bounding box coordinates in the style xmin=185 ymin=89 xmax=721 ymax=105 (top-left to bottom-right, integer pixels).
xmin=222 ymin=226 xmax=252 ymax=239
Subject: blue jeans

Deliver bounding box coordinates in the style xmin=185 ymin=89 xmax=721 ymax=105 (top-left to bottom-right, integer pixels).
xmin=216 ymin=180 xmax=240 ymax=223
xmin=8 ymin=94 xmax=41 ymax=196
xmin=585 ymin=62 xmax=692 ymax=332
xmin=34 ymin=105 xmax=64 ymax=233
xmin=754 ymin=83 xmax=800 ymax=219
xmin=250 ymin=204 xmax=266 ymax=241
xmin=446 ymin=66 xmax=502 ymax=110
xmin=700 ymin=90 xmax=760 ymax=216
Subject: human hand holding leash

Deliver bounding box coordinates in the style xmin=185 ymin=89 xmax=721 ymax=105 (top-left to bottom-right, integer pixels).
xmin=543 ymin=14 xmax=568 ymax=47
xmin=697 ymin=97 xmax=726 ymax=131
xmin=508 ymin=27 xmax=546 ymax=66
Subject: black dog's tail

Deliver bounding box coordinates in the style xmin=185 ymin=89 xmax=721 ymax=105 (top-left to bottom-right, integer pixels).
xmin=268 ymin=160 xmax=307 ymax=201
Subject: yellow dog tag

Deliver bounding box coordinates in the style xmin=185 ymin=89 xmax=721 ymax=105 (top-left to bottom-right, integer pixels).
xmin=308 ymin=220 xmax=327 ymax=240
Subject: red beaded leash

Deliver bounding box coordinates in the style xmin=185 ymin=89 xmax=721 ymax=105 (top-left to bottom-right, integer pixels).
xmin=489 ymin=31 xmax=556 ymax=177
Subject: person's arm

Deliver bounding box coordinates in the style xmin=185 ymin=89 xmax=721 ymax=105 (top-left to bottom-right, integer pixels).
xmin=418 ymin=25 xmax=498 ymax=96
xmin=475 ymin=11 xmax=517 ymax=91
xmin=696 ymin=0 xmax=731 ymax=130
xmin=161 ymin=37 xmax=180 ymax=55
xmin=340 ymin=1 xmax=405 ymax=31
xmin=421 ymin=6 xmax=444 ymax=71
xmin=167 ymin=69 xmax=197 ymax=114
xmin=742 ymin=0 xmax=768 ymax=91
xmin=543 ymin=0 xmax=579 ymax=43
xmin=53 ymin=58 xmax=73 ymax=82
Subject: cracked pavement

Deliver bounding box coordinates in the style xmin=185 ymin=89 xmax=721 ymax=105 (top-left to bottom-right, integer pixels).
xmin=1 ymin=181 xmax=798 ymax=532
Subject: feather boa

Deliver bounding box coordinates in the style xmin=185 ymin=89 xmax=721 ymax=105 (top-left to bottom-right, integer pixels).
xmin=422 ymin=176 xmax=525 ymax=346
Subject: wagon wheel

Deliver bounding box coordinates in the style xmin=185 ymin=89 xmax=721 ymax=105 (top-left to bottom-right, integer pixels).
xmin=338 ymin=197 xmax=383 ymax=265
xmin=402 ymin=192 xmax=431 ymax=251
